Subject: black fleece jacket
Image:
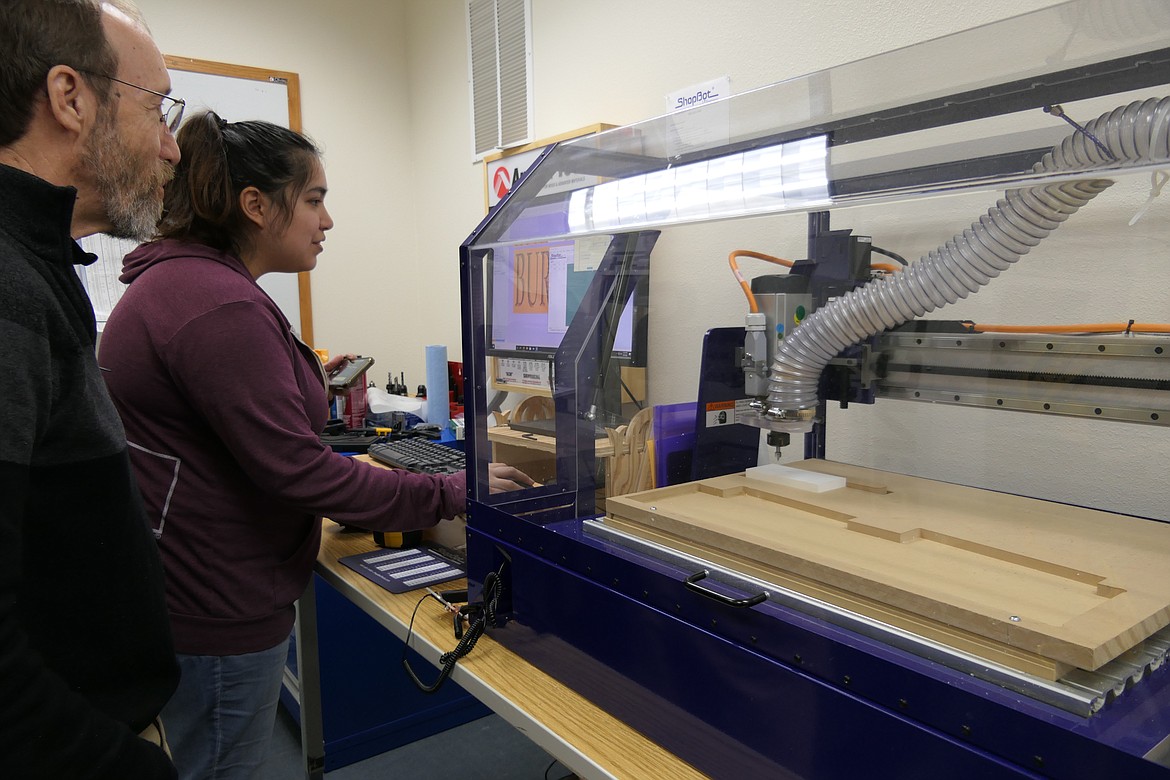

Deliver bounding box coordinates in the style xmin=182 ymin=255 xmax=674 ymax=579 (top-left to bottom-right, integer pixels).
xmin=0 ymin=163 xmax=178 ymax=779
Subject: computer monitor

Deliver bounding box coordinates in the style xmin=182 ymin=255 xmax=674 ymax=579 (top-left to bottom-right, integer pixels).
xmin=486 ymin=238 xmax=646 ymax=364
xmin=485 ymin=201 xmax=648 ymax=367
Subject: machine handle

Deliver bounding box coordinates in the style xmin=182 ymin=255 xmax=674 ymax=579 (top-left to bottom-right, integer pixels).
xmin=684 ymin=570 xmax=768 ymax=608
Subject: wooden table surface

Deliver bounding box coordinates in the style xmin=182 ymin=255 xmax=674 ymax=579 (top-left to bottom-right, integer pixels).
xmin=314 ymin=520 xmax=707 ymax=780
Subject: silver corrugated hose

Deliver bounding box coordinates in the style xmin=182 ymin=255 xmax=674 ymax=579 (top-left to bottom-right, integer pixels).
xmin=764 ymin=96 xmax=1170 ymax=422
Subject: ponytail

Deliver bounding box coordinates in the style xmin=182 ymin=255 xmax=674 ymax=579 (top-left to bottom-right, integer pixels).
xmin=157 ymin=110 xmax=320 ymax=255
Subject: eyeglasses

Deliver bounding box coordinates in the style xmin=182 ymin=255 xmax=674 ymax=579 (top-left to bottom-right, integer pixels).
xmin=79 ymin=70 xmax=186 ymax=133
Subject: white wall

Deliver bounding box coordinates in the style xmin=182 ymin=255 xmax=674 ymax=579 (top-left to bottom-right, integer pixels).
xmin=135 ymin=0 xmax=421 ymax=386
xmin=132 ymin=0 xmax=1170 ymax=518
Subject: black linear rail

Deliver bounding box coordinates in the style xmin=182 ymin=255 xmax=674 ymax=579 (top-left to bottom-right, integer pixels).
xmin=671 ymin=47 xmax=1170 ymax=165
xmin=521 ymin=146 xmax=1061 ymax=211
xmin=487 ymin=48 xmax=1170 ymax=233
xmin=831 ymin=148 xmax=1055 ymax=198
xmin=549 ymin=47 xmax=1170 ymax=180
xmin=884 ymin=362 xmax=1170 ymax=392
xmin=824 ymin=47 xmax=1169 ymax=147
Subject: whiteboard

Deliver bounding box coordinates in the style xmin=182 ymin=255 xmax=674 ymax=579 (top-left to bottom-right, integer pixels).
xmin=166 ymin=65 xmax=300 ymax=333
xmin=82 ymin=58 xmax=311 ymax=341
xmin=168 ymin=69 xmax=289 ymax=129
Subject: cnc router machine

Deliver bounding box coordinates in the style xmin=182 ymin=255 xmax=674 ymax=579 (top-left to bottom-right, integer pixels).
xmin=458 ymin=2 xmax=1170 ymax=777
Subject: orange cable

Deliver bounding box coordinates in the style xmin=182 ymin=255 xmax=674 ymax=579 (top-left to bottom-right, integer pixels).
xmin=729 ymin=250 xmax=793 ymax=313
xmin=869 ymin=262 xmax=902 ymax=274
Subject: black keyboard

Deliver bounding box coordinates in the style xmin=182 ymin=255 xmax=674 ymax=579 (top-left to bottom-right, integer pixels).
xmin=368 ymin=437 xmax=465 ymax=475
xmin=428 ymin=543 xmax=467 ymax=569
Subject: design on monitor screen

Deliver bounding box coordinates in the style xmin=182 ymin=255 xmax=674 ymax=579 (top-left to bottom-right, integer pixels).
xmin=488 ymin=236 xmax=641 ymax=362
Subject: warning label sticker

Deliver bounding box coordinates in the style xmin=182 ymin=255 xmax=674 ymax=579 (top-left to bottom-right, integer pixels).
xmin=704 ymin=399 xmax=753 ymax=427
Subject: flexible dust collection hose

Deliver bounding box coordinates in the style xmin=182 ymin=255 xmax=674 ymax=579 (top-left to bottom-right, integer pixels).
xmin=763 ymin=96 xmax=1170 ymax=423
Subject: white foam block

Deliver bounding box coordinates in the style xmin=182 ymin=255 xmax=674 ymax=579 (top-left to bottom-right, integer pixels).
xmin=745 ymin=464 xmax=847 ymax=493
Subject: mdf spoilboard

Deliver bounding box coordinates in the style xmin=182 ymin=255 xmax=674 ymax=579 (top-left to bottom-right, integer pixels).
xmin=604 ymin=460 xmax=1170 ymax=671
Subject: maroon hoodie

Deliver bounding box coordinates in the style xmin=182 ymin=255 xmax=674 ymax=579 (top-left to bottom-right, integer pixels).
xmin=98 ymin=239 xmax=465 ymax=655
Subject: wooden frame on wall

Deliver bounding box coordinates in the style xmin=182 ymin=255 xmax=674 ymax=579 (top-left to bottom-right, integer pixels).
xmin=164 ymin=56 xmax=316 ymax=345
xmin=482 ymin=122 xmax=615 ymax=211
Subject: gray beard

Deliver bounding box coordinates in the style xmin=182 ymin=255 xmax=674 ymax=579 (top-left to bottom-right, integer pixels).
xmin=83 ymin=118 xmax=169 ymax=241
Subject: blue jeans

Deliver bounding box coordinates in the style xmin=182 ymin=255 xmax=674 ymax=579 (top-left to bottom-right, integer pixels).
xmin=162 ymin=637 xmax=290 ymax=780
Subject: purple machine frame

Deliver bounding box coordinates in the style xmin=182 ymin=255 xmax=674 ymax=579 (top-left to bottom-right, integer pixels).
xmin=456 ymin=22 xmax=1170 ymax=772
xmin=459 ymin=224 xmax=1170 ymax=778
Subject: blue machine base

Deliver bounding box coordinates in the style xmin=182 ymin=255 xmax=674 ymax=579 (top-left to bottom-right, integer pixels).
xmin=281 ymin=573 xmax=490 ymax=771
xmin=466 ymin=503 xmax=1170 ymax=780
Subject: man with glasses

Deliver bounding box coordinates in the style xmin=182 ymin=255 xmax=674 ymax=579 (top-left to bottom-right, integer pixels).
xmin=0 ymin=1 xmax=182 ymax=777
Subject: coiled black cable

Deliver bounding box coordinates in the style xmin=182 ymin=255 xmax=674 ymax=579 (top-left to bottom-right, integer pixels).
xmin=403 ymin=566 xmax=505 ymax=694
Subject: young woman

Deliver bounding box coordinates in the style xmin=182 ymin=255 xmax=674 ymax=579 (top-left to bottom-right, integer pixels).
xmin=98 ymin=111 xmax=531 ymax=780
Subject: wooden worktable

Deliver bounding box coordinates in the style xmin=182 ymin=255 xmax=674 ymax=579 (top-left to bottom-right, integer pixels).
xmin=309 ymin=519 xmax=706 ymax=780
